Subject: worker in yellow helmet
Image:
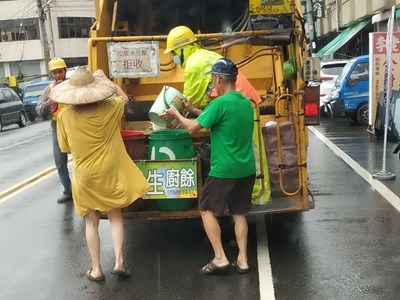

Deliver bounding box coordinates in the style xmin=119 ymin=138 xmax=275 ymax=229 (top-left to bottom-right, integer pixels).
xmin=164 ymin=26 xmax=271 ymax=206
xmin=36 ymin=57 xmax=72 ymax=204
xmin=164 ymin=25 xmax=262 ymax=109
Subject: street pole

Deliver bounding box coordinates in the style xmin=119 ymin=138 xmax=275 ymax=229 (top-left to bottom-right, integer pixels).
xmin=335 ymin=0 xmax=340 ymax=32
xmin=43 ymin=0 xmax=55 ymax=58
xmin=307 ymin=0 xmax=316 ymax=54
xmin=36 ymin=0 xmax=50 ymax=73
xmin=373 ymin=6 xmax=396 ymax=181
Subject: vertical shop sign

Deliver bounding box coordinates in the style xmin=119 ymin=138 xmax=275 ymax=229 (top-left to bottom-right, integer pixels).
xmin=370 ymin=32 xmax=400 ymax=127
xmin=311 ymin=0 xmax=325 ymax=18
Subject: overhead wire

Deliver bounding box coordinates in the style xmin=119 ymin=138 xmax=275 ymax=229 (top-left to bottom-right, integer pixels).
xmin=0 ymin=0 xmax=36 ymax=24
xmin=0 ymin=0 xmax=37 ymax=53
xmin=16 ymin=0 xmax=35 ymax=78
xmin=49 ymin=1 xmax=95 ymax=39
xmin=51 ymin=1 xmax=95 ymax=17
xmin=0 ymin=0 xmax=95 ymax=81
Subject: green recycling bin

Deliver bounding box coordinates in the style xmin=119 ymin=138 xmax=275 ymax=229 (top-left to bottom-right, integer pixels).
xmin=148 ymin=129 xmax=196 ymax=211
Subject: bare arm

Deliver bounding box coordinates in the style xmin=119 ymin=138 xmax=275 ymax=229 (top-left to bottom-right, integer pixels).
xmin=184 ymin=98 xmax=203 ymax=116
xmin=115 ymin=84 xmax=128 ymax=103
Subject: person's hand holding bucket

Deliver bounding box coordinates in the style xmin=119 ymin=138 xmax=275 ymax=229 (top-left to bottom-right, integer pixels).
xmin=160 ymin=105 xmax=180 ymax=121
xmin=148 ymin=86 xmax=185 ymax=128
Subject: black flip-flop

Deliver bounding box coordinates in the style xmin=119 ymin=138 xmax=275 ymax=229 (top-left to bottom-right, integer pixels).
xmin=85 ymin=269 xmax=105 ymax=282
xmin=232 ymin=261 xmax=250 ymax=274
xmin=110 ymin=269 xmax=131 ymax=279
xmin=200 ymin=261 xmax=230 ymax=275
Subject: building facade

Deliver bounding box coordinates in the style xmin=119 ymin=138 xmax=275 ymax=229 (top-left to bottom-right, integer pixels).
xmin=0 ymin=0 xmax=94 ymax=83
xmin=309 ymin=0 xmax=400 ymax=60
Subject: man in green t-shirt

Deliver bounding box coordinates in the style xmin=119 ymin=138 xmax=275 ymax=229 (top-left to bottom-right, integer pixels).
xmin=161 ymin=58 xmax=256 ymax=275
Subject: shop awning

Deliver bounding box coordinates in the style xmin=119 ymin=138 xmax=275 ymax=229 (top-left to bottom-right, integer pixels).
xmin=372 ymin=8 xmax=400 ymax=24
xmin=314 ymin=20 xmax=371 ymax=60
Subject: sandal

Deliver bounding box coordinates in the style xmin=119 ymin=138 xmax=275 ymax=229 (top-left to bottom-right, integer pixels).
xmin=85 ymin=269 xmax=105 ymax=282
xmin=110 ymin=269 xmax=131 ymax=279
xmin=232 ymin=260 xmax=250 ymax=274
xmin=200 ymin=261 xmax=230 ymax=275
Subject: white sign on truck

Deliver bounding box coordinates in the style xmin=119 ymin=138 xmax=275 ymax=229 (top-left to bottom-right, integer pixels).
xmin=107 ymin=41 xmax=160 ymax=78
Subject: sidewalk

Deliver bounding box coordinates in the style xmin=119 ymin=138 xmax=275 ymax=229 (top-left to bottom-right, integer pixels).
xmin=310 ymin=117 xmax=400 ymax=197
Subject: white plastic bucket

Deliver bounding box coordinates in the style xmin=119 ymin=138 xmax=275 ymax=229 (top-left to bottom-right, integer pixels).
xmin=151 ymin=122 xmax=166 ymax=131
xmin=148 ymin=86 xmax=185 ymax=127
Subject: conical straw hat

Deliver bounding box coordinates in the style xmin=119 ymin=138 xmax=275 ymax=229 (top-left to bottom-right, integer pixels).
xmin=50 ymin=67 xmax=116 ymax=105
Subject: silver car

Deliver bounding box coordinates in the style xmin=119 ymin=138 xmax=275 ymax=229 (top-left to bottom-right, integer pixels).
xmin=320 ymin=60 xmax=348 ymax=107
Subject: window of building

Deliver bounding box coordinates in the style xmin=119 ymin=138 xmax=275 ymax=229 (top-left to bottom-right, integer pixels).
xmin=10 ymin=60 xmax=41 ymax=80
xmin=64 ymin=57 xmax=88 ymax=67
xmin=0 ymin=63 xmax=5 ymax=77
xmin=0 ymin=18 xmax=39 ymax=42
xmin=58 ymin=17 xmax=95 ymax=39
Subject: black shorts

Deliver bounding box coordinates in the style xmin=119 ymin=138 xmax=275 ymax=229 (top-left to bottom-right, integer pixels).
xmin=199 ymin=174 xmax=256 ymax=216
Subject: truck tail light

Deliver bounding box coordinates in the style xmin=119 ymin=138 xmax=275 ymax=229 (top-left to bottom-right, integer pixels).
xmin=304 ymin=86 xmax=320 ymax=125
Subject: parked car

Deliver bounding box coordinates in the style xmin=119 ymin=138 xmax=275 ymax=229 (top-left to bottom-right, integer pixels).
xmin=0 ymin=87 xmax=27 ymax=131
xmin=324 ymin=55 xmax=369 ymax=125
xmin=22 ymin=80 xmax=52 ymax=122
xmin=320 ymin=60 xmax=348 ymax=107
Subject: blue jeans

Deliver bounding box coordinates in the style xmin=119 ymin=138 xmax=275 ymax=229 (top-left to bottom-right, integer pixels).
xmin=52 ymin=122 xmax=72 ymax=196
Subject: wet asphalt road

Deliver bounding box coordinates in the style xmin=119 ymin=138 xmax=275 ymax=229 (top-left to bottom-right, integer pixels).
xmin=1 ymin=117 xmax=400 ymax=299
xmin=270 ymin=118 xmax=400 ymax=300
xmin=0 ymin=120 xmax=53 ymax=191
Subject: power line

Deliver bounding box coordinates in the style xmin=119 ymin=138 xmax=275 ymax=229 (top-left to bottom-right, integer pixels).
xmin=0 ymin=0 xmax=37 ymax=23
xmin=0 ymin=0 xmax=38 ymax=52
xmin=0 ymin=0 xmax=95 ymax=75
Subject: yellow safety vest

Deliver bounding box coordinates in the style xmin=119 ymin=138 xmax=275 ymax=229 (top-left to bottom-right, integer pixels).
xmin=48 ymin=82 xmax=69 ymax=120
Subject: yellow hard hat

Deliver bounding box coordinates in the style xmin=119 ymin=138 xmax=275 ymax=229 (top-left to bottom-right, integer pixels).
xmin=48 ymin=57 xmax=67 ymax=71
xmin=164 ymin=26 xmax=197 ymax=54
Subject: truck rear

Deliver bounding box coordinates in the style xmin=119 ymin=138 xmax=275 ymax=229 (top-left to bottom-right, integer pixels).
xmin=89 ymin=0 xmax=319 ymax=219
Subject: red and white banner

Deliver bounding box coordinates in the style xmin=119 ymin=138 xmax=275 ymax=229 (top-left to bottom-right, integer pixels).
xmin=369 ymin=32 xmax=400 ymax=126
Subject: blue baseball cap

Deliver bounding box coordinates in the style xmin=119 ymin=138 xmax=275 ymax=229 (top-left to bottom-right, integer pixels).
xmin=204 ymin=58 xmax=238 ymax=76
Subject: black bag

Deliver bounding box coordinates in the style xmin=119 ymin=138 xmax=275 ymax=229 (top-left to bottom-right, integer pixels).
xmin=199 ymin=143 xmax=211 ymax=182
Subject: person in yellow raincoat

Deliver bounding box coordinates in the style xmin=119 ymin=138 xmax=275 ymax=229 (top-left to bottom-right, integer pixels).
xmin=164 ymin=25 xmax=271 ymax=205
xmin=50 ymin=68 xmax=150 ymax=282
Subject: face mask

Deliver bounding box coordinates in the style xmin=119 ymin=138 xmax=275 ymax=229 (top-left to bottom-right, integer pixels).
xmin=172 ymin=55 xmax=182 ymax=65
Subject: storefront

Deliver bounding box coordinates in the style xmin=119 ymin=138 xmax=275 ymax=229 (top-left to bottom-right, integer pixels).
xmin=372 ymin=8 xmax=400 ymax=32
xmin=313 ymin=19 xmax=372 ymax=60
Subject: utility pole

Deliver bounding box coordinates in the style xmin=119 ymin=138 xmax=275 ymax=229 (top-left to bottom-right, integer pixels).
xmin=307 ymin=0 xmax=316 ymax=53
xmin=37 ymin=0 xmax=50 ymax=73
xmin=43 ymin=0 xmax=55 ymax=58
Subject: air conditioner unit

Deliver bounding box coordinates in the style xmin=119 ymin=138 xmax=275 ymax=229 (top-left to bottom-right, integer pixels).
xmin=1 ymin=32 xmax=11 ymax=42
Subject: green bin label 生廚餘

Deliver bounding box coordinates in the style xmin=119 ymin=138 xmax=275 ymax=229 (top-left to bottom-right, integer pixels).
xmin=135 ymin=160 xmax=197 ymax=199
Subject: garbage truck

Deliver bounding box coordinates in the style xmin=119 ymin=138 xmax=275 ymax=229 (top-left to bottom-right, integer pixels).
xmin=88 ymin=0 xmax=320 ymax=219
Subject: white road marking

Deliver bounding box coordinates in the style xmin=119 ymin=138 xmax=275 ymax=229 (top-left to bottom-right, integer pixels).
xmin=256 ymin=215 xmax=275 ymax=300
xmin=309 ymin=126 xmax=400 ymax=212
